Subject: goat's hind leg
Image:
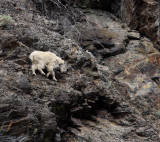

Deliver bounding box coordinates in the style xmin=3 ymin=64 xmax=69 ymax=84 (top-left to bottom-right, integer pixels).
xmin=37 ymin=63 xmax=45 ymax=75
xmin=31 ymin=64 xmax=37 ymax=75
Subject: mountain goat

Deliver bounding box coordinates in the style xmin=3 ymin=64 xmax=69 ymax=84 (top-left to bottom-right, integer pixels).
xmin=29 ymin=51 xmax=67 ymax=81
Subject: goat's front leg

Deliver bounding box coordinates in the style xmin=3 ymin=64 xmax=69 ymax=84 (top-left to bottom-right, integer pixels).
xmin=47 ymin=63 xmax=57 ymax=81
xmin=51 ymin=71 xmax=57 ymax=81
xmin=47 ymin=72 xmax=51 ymax=77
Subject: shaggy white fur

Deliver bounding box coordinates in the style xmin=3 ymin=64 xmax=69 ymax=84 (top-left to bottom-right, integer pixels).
xmin=29 ymin=51 xmax=67 ymax=81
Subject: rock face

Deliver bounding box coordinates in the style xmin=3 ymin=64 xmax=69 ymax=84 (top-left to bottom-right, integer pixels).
xmin=0 ymin=0 xmax=160 ymax=142
xmin=113 ymin=0 xmax=159 ymax=47
xmin=76 ymin=0 xmax=159 ymax=47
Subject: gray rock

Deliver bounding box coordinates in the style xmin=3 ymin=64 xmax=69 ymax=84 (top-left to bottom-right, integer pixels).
xmin=128 ymin=31 xmax=140 ymax=39
xmin=0 ymin=0 xmax=159 ymax=142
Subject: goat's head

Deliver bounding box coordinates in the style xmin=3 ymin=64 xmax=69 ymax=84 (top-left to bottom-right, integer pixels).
xmin=59 ymin=62 xmax=67 ymax=73
xmin=55 ymin=57 xmax=67 ymax=73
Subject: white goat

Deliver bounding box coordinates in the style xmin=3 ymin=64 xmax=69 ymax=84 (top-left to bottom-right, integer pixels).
xmin=29 ymin=51 xmax=67 ymax=81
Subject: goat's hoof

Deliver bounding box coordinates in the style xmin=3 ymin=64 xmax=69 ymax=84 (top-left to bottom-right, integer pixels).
xmin=32 ymin=73 xmax=36 ymax=76
xmin=53 ymin=78 xmax=57 ymax=81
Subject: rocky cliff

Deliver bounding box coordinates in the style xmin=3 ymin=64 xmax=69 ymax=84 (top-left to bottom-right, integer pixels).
xmin=75 ymin=0 xmax=160 ymax=46
xmin=0 ymin=0 xmax=160 ymax=142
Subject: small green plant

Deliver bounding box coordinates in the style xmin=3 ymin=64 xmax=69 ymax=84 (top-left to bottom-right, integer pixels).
xmin=0 ymin=15 xmax=15 ymax=27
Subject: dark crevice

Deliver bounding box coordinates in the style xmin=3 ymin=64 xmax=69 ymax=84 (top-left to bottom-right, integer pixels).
xmin=50 ymin=91 xmax=128 ymax=132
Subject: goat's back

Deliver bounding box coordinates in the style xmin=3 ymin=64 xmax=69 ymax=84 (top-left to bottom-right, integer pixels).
xmin=29 ymin=51 xmax=57 ymax=62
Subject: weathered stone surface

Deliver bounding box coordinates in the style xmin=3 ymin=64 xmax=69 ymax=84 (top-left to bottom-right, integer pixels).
xmin=128 ymin=31 xmax=140 ymax=39
xmin=75 ymin=0 xmax=159 ymax=47
xmin=0 ymin=0 xmax=160 ymax=142
xmin=111 ymin=0 xmax=159 ymax=46
xmin=72 ymin=10 xmax=128 ymax=61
